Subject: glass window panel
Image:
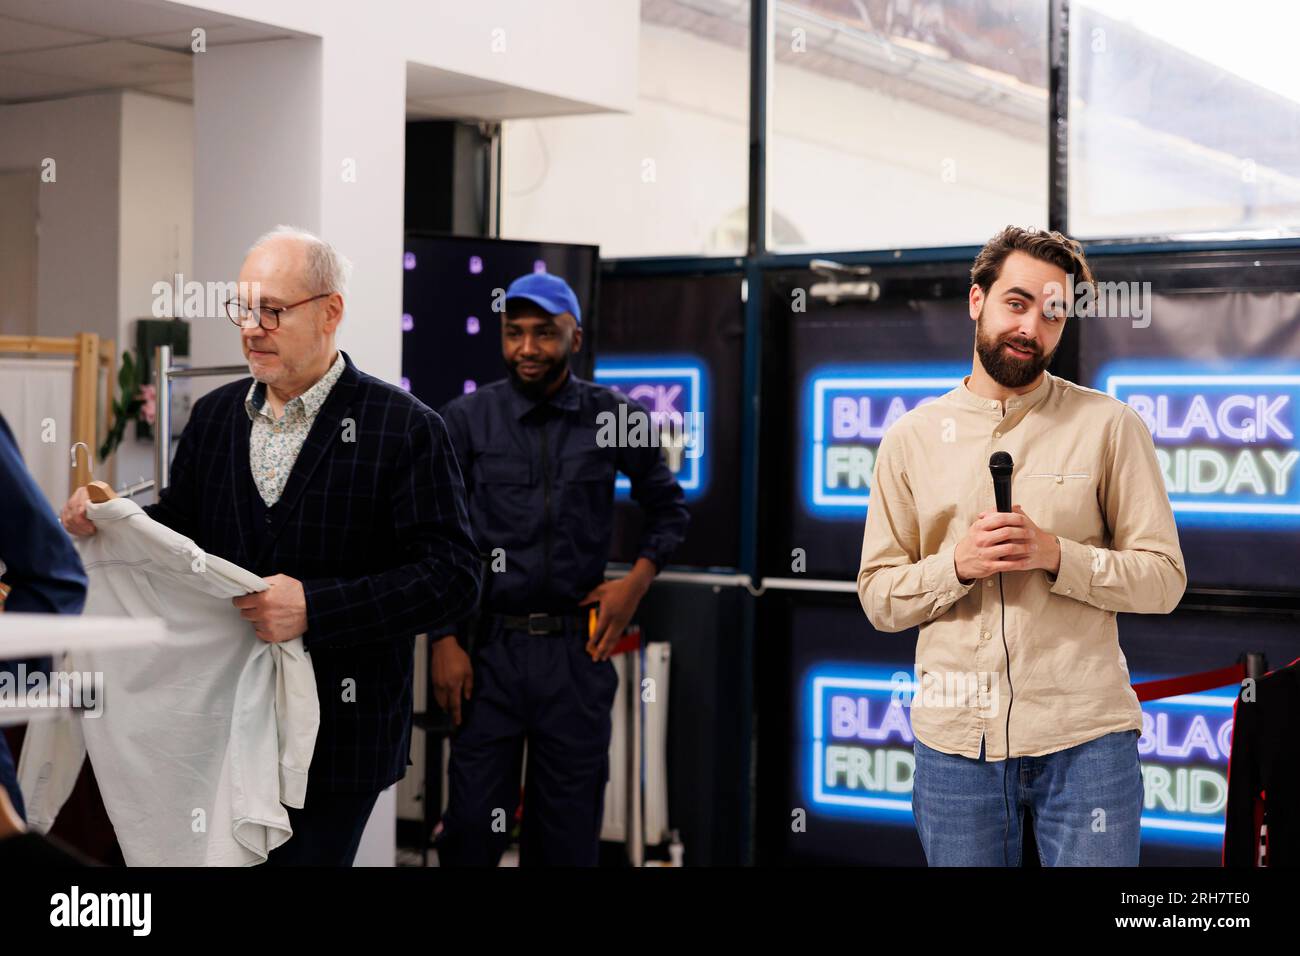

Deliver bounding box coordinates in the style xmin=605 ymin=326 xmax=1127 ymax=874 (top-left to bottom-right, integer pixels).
xmin=769 ymin=0 xmax=1049 ymax=252
xmin=1070 ymin=0 xmax=1300 ymax=239
xmin=501 ymin=0 xmax=750 ymax=258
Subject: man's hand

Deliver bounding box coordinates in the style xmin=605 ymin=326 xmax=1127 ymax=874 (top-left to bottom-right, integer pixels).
xmin=954 ymin=505 xmax=1061 ymax=583
xmin=431 ymin=635 xmax=473 ymax=726
xmin=59 ymin=486 xmax=97 ymax=537
xmin=233 ymin=574 xmax=308 ymax=643
xmin=580 ymin=559 xmax=654 ymax=661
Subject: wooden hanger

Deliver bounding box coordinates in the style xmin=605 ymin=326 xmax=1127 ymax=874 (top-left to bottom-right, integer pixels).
xmin=70 ymin=442 xmax=116 ymax=503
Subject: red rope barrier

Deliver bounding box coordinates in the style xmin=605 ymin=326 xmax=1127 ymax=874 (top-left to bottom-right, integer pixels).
xmin=1131 ymin=662 xmax=1245 ymax=702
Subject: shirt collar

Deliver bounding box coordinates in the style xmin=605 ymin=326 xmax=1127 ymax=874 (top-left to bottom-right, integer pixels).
xmin=948 ymin=368 xmax=1054 ymax=413
xmin=507 ymin=367 xmax=582 ymax=420
xmin=245 ymin=350 xmax=346 ymax=422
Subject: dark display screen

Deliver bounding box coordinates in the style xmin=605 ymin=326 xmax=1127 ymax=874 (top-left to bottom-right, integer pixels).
xmin=400 ymin=233 xmax=598 ymax=414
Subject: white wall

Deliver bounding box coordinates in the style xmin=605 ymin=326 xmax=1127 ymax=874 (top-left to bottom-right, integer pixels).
xmin=0 ymin=170 xmax=39 ymax=337
xmin=0 ymin=91 xmax=193 ymax=489
xmin=119 ymin=92 xmax=194 ymax=336
xmin=0 ymin=94 xmax=121 ymax=341
xmin=319 ymin=29 xmax=407 ymax=384
xmin=502 ymin=23 xmax=747 ymax=257
xmin=117 ymin=91 xmax=195 ymax=489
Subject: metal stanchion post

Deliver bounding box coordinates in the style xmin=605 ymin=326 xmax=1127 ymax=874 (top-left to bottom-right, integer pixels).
xmin=153 ymin=345 xmax=172 ymax=492
xmin=1244 ymin=652 xmax=1269 ymax=683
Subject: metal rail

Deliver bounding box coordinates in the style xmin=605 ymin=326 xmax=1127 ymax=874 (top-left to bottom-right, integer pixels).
xmin=153 ymin=345 xmax=247 ymax=491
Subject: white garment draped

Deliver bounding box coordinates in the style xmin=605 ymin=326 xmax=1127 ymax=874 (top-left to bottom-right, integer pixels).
xmin=18 ymin=498 xmax=319 ymax=865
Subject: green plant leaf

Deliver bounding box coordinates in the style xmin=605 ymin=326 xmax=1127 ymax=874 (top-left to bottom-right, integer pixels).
xmin=100 ymin=350 xmax=147 ymax=462
xmin=117 ymin=352 xmax=137 ymax=393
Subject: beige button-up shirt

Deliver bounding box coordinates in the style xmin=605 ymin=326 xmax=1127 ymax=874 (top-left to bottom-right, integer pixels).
xmin=244 ymin=351 xmax=345 ymax=506
xmin=857 ymin=369 xmax=1186 ymax=760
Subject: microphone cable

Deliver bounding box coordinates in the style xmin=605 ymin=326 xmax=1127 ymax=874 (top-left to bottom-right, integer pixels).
xmin=999 ymin=569 xmax=1015 ymax=866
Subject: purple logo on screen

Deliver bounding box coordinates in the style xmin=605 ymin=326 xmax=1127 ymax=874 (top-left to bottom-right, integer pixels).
xmin=403 ymin=252 xmax=416 ymax=271
xmin=401 ymin=313 xmax=413 ymax=332
xmin=464 ymin=380 xmax=477 ymax=394
xmin=466 ymin=316 xmax=480 ymax=335
xmin=533 ymin=260 xmax=546 ymax=273
xmin=469 ymin=256 xmax=483 ymax=274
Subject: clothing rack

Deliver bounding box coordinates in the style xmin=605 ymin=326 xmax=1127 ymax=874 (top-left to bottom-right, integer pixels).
xmin=0 ymin=334 xmax=116 ymax=493
xmin=151 ymin=345 xmax=246 ymax=492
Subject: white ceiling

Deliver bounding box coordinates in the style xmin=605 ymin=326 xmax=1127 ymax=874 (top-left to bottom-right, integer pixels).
xmin=0 ymin=0 xmax=619 ymax=120
xmin=0 ymin=0 xmax=296 ymax=105
xmin=406 ymin=62 xmax=610 ymax=122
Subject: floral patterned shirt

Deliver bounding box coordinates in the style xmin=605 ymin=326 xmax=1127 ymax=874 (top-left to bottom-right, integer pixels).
xmin=244 ymin=351 xmax=345 ymax=506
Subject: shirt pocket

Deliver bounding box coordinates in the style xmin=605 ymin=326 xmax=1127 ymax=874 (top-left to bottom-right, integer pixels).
xmin=1019 ymin=470 xmax=1099 ymax=542
xmin=1022 ymin=470 xmax=1092 ymax=482
xmin=558 ymin=449 xmax=617 ymax=552
xmin=471 ymin=453 xmax=535 ymax=543
xmin=560 ymin=449 xmax=616 ymax=485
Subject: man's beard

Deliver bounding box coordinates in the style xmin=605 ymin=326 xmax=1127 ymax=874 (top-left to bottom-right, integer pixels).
xmin=975 ymin=309 xmax=1054 ymax=389
xmin=506 ymin=353 xmax=569 ymax=401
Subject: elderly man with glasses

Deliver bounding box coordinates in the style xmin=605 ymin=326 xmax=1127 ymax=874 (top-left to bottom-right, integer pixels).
xmin=61 ymin=225 xmax=482 ymax=865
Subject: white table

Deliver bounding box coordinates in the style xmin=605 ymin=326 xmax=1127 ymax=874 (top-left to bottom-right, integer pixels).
xmin=0 ymin=614 xmax=164 ymax=726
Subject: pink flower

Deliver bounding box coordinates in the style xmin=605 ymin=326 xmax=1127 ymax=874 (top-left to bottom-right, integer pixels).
xmin=138 ymin=384 xmax=157 ymax=426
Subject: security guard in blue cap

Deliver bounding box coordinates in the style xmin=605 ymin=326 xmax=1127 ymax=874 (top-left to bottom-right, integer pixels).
xmin=433 ymin=271 xmax=689 ymax=866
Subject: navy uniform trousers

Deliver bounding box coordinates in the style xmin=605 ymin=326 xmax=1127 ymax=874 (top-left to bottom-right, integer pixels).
xmin=437 ymin=619 xmax=619 ymax=866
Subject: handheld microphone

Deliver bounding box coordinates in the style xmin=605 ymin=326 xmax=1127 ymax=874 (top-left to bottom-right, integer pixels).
xmin=987 ymin=450 xmax=1016 ymax=864
xmin=989 ymin=451 xmax=1013 ymax=513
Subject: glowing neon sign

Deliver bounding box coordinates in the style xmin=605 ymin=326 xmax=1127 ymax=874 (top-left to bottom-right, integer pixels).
xmin=806 ymin=667 xmax=917 ymax=823
xmin=1136 ymin=686 xmax=1236 ymax=847
xmin=805 ymin=664 xmax=1234 ymax=850
xmin=1097 ymin=359 xmax=1300 ymax=528
xmin=594 ymin=355 xmax=708 ymax=501
xmin=802 ymin=363 xmax=968 ymax=517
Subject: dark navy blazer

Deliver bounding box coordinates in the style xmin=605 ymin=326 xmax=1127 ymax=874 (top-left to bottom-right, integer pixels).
xmin=147 ymin=351 xmax=481 ymax=792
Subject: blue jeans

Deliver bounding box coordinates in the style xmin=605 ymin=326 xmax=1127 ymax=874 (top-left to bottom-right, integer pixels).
xmin=912 ymin=729 xmax=1143 ymax=866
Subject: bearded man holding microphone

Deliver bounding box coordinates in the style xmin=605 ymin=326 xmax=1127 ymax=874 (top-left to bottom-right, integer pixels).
xmin=858 ymin=226 xmax=1186 ymax=867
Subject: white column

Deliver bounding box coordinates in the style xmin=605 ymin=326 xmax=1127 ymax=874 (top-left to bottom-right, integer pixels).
xmin=190 ymin=38 xmax=322 ymax=374
xmin=190 ymin=34 xmax=405 ymax=386
xmin=318 ymin=33 xmax=407 ymax=384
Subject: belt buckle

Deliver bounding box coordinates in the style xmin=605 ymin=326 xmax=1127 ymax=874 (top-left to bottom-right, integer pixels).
xmin=527 ymin=612 xmax=549 ymax=635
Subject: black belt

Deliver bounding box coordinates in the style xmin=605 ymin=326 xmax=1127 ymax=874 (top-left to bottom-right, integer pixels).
xmin=486 ymin=611 xmax=588 ymax=636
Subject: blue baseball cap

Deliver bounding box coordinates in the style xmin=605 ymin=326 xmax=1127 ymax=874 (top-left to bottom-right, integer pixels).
xmin=504 ymin=272 xmax=581 ymax=326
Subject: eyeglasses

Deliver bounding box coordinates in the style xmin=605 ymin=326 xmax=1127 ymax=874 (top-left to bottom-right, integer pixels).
xmin=225 ymin=292 xmax=332 ymax=331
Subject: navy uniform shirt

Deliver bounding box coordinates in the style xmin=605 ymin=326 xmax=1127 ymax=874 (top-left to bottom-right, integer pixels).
xmin=438 ymin=370 xmax=689 ymax=618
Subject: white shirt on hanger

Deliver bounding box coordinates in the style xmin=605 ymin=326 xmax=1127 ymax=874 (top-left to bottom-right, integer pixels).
xmin=19 ymin=497 xmax=319 ymax=866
